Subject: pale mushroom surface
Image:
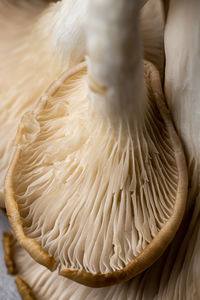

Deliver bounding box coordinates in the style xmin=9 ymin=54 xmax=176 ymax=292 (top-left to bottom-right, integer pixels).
xmin=4 ymin=0 xmax=186 ymax=287
xmin=164 ymin=0 xmax=200 ymax=260
xmin=0 ymin=0 xmax=93 ymax=208
xmin=0 ymin=0 xmax=64 ymax=207
xmin=51 ymin=0 xmax=165 ymax=78
xmin=5 ymin=59 xmax=187 ymax=286
xmin=4 ymin=227 xmax=200 ymax=300
xmin=165 ymin=0 xmax=200 ymax=183
xmin=141 ymin=0 xmax=165 ymax=78
xmin=0 ymin=0 xmax=164 ymax=208
xmin=163 ymin=1 xmax=200 ymax=298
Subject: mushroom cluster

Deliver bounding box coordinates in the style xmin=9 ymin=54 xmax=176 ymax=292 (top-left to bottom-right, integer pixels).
xmin=1 ymin=0 xmax=199 ymax=299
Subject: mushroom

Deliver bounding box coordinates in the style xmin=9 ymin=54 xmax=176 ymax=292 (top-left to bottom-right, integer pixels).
xmin=51 ymin=0 xmax=165 ymax=77
xmin=164 ymin=0 xmax=200 ymax=261
xmin=0 ymin=0 xmax=164 ymax=209
xmin=162 ymin=0 xmax=200 ymax=297
xmin=5 ymin=0 xmax=187 ymax=287
xmin=0 ymin=0 xmax=92 ymax=208
xmin=0 ymin=0 xmax=64 ymax=208
xmin=165 ymin=0 xmax=200 ymax=180
xmin=4 ymin=228 xmax=200 ymax=299
xmin=141 ymin=0 xmax=165 ymax=78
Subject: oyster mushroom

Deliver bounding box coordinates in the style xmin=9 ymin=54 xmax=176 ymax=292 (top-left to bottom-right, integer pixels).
xmin=5 ymin=0 xmax=187 ymax=286
xmin=4 ymin=228 xmax=200 ymax=300
xmin=0 ymin=0 xmax=91 ymax=208
xmin=161 ymin=1 xmax=200 ymax=297
xmin=165 ymin=0 xmax=200 ymax=178
xmin=141 ymin=0 xmax=165 ymax=78
xmin=0 ymin=0 xmax=164 ymax=209
xmin=0 ymin=0 xmax=64 ymax=207
xmin=51 ymin=0 xmax=165 ymax=77
xmin=164 ymin=0 xmax=200 ymax=260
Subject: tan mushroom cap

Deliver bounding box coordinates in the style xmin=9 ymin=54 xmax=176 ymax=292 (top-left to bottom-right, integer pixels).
xmin=3 ymin=218 xmax=200 ymax=300
xmin=5 ymin=60 xmax=187 ymax=287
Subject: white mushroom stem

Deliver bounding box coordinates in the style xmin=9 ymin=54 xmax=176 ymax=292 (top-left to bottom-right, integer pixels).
xmin=86 ymin=0 xmax=147 ymax=124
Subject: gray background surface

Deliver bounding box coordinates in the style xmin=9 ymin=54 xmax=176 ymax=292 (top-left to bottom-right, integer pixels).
xmin=0 ymin=210 xmax=20 ymax=300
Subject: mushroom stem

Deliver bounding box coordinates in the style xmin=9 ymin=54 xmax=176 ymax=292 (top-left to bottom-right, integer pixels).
xmin=86 ymin=0 xmax=147 ymax=124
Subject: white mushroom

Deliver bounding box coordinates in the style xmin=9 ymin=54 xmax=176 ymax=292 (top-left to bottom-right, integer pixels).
xmin=0 ymin=0 xmax=64 ymax=207
xmin=140 ymin=0 xmax=165 ymax=78
xmin=165 ymin=0 xmax=200 ymax=175
xmin=0 ymin=0 xmax=164 ymax=209
xmin=0 ymin=0 xmax=90 ymax=208
xmin=161 ymin=0 xmax=200 ymax=297
xmin=5 ymin=0 xmax=187 ymax=287
xmin=4 ymin=229 xmax=200 ymax=299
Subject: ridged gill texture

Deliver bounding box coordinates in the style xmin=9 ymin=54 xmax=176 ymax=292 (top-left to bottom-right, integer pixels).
xmin=0 ymin=0 xmax=164 ymax=208
xmin=0 ymin=0 xmax=65 ymax=206
xmin=5 ymin=62 xmax=187 ymax=287
xmin=4 ymin=226 xmax=200 ymax=300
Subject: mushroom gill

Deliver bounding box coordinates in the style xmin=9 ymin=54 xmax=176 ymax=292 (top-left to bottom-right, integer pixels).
xmin=162 ymin=1 xmax=200 ymax=298
xmin=5 ymin=53 xmax=187 ymax=286
xmin=4 ymin=225 xmax=200 ymax=300
xmin=0 ymin=0 xmax=164 ymax=209
xmin=0 ymin=0 xmax=92 ymax=208
xmin=0 ymin=0 xmax=64 ymax=207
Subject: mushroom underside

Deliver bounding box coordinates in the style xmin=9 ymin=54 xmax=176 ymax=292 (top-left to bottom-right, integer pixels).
xmin=5 ymin=61 xmax=187 ymax=286
xmin=4 ymin=205 xmax=200 ymax=300
xmin=0 ymin=0 xmax=164 ymax=208
xmin=0 ymin=0 xmax=66 ymax=206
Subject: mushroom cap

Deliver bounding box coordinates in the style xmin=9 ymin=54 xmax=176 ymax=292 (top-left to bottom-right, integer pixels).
xmin=4 ymin=220 xmax=200 ymax=300
xmin=5 ymin=60 xmax=187 ymax=287
xmin=164 ymin=0 xmax=200 ymax=174
xmin=141 ymin=0 xmax=165 ymax=78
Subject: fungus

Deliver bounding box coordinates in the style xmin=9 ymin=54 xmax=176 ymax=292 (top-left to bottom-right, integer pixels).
xmin=0 ymin=0 xmax=64 ymax=207
xmin=0 ymin=0 xmax=92 ymax=208
xmin=50 ymin=0 xmax=165 ymax=77
xmin=164 ymin=0 xmax=200 ymax=271
xmin=5 ymin=0 xmax=187 ymax=287
xmin=2 ymin=0 xmax=188 ymax=289
xmin=165 ymin=0 xmax=200 ymax=177
xmin=0 ymin=0 xmax=164 ymax=209
xmin=163 ymin=1 xmax=200 ymax=297
xmin=141 ymin=0 xmax=165 ymax=78
xmin=4 ymin=228 xmax=200 ymax=299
